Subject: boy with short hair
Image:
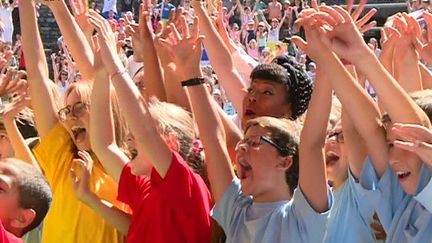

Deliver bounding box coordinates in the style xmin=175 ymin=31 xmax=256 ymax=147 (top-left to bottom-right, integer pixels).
xmin=0 ymin=158 xmax=52 ymax=243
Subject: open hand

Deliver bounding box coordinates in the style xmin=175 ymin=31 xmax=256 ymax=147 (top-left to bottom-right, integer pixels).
xmin=70 ymin=150 xmax=95 ymax=204
xmin=392 ymin=123 xmax=432 ymax=169
xmin=157 ymin=16 xmax=204 ymax=80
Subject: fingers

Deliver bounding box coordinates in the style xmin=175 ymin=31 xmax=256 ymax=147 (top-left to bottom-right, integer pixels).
xmin=77 ymin=150 xmax=93 ymax=171
xmin=69 ymin=0 xmax=79 ymax=16
xmin=310 ymin=0 xmax=318 ymax=11
xmin=319 ymin=5 xmax=345 ymax=25
xmin=392 ymin=123 xmax=432 ymax=143
xmin=168 ymin=23 xmax=181 ymax=44
xmin=359 ymin=21 xmax=376 ymax=34
xmin=424 ymin=12 xmax=432 ymax=41
xmin=179 ymin=15 xmax=189 ymax=40
xmin=190 ymin=17 xmax=200 ymax=41
xmin=290 ymin=36 xmax=307 ymax=52
xmin=356 ymin=8 xmax=377 ymax=28
xmin=346 ymin=0 xmax=354 ymax=14
xmin=351 ymin=0 xmax=367 ymax=21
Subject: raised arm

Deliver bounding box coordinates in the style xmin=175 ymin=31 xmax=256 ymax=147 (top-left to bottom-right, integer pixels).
xmin=161 ymin=16 xmax=235 ymax=202
xmin=294 ymin=6 xmax=388 ymax=177
xmin=42 ymin=0 xmax=95 ymax=81
xmin=89 ymin=36 xmax=129 ymax=183
xmin=89 ymin=10 xmax=173 ymax=178
xmin=126 ymin=1 xmax=166 ymax=101
xmin=192 ymin=0 xmax=247 ymax=113
xmin=19 ymin=0 xmax=58 ymax=138
xmin=318 ymin=6 xmax=430 ymax=127
xmin=392 ymin=14 xmax=423 ymax=92
xmin=293 ymin=27 xmax=331 ymax=212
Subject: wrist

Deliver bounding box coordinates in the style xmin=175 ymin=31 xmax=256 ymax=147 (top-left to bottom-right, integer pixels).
xmin=181 ymin=77 xmax=205 ymax=87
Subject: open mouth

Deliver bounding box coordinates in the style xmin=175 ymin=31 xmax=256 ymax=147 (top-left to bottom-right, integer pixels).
xmin=71 ymin=126 xmax=87 ymax=143
xmin=396 ymin=171 xmax=411 ymax=180
xmin=244 ymin=109 xmax=256 ymax=117
xmin=238 ymin=159 xmax=252 ymax=180
xmin=326 ymin=152 xmax=340 ymax=167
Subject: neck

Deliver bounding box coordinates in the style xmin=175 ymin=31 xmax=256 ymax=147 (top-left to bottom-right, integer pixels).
xmin=332 ymin=173 xmax=348 ymax=191
xmin=253 ymin=182 xmax=291 ymax=203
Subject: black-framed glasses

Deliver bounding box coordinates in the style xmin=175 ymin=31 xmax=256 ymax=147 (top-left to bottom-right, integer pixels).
xmin=58 ymin=102 xmax=89 ymax=121
xmin=235 ymin=135 xmax=289 ymax=156
xmin=327 ymin=130 xmax=344 ymax=143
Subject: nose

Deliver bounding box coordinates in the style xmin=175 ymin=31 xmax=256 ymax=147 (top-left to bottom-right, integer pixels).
xmin=247 ymin=93 xmax=257 ymax=103
xmin=388 ymin=146 xmax=403 ymax=165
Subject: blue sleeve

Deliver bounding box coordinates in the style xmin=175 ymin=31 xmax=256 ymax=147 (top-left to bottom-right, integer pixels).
xmin=211 ymin=177 xmax=251 ymax=232
xmin=358 ymin=157 xmax=405 ymax=232
xmin=415 ymin=176 xmax=432 ymax=213
xmin=291 ymin=186 xmax=333 ymax=242
xmin=348 ymin=169 xmax=375 ymax=222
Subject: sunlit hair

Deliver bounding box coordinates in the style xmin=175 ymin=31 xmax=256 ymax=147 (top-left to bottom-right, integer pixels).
xmin=244 ymin=116 xmax=301 ymax=195
xmin=148 ymin=98 xmax=208 ymax=186
xmin=63 ymin=82 xmax=128 ymax=148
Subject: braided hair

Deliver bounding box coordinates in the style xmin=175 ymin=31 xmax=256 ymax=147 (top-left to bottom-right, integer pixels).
xmin=271 ymin=55 xmax=313 ymax=119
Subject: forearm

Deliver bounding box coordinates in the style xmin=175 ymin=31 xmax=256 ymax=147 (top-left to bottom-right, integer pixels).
xmin=50 ymin=2 xmax=94 ymax=81
xmin=163 ymin=66 xmax=191 ymax=111
xmin=194 ymin=3 xmax=247 ymax=112
xmin=299 ymin=68 xmax=331 ymax=212
xmin=3 ymin=118 xmax=41 ymax=172
xmin=90 ymin=70 xmax=128 ymax=183
xmin=142 ymin=38 xmax=166 ymax=101
xmin=185 ymin=76 xmax=235 ymax=203
xmin=321 ymin=52 xmax=388 ymax=176
xmin=355 ymin=51 xmax=429 ymax=126
xmin=110 ymin=65 xmax=172 ymax=177
xmin=83 ymin=193 xmax=131 ymax=235
xmin=394 ymin=54 xmax=422 ymax=92
xmin=19 ymin=0 xmax=58 ymax=138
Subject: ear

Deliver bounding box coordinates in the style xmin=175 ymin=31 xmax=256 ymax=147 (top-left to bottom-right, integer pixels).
xmin=10 ymin=208 xmax=36 ymax=230
xmin=276 ymin=156 xmax=293 ymax=171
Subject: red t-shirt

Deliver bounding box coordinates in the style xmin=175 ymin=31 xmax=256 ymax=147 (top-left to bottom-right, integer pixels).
xmin=0 ymin=220 xmax=23 ymax=243
xmin=117 ymin=152 xmax=212 ymax=243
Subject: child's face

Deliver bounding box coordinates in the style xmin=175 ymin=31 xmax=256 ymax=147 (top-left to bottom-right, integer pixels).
xmin=0 ymin=162 xmax=21 ymax=228
xmin=324 ymin=122 xmax=348 ymax=183
xmin=0 ymin=131 xmax=13 ymax=160
xmin=386 ymin=124 xmax=423 ymax=195
xmin=61 ymin=90 xmax=91 ymax=151
xmin=235 ymin=125 xmax=290 ymax=199
xmin=242 ymin=79 xmax=291 ymax=127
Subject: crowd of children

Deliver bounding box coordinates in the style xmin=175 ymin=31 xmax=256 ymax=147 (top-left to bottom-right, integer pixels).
xmin=1 ymin=0 xmax=432 ymax=242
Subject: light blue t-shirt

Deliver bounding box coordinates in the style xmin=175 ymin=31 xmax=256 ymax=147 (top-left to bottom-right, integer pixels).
xmin=359 ymin=158 xmax=432 ymax=242
xmin=211 ymin=177 xmax=333 ymax=243
xmin=324 ymin=169 xmax=378 ymax=243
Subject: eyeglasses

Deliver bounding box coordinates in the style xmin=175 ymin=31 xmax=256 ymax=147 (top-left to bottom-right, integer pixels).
xmin=58 ymin=102 xmax=89 ymax=121
xmin=327 ymin=130 xmax=344 ymax=143
xmin=235 ymin=135 xmax=290 ymax=156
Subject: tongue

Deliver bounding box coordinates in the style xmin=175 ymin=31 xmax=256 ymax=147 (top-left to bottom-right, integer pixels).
xmin=75 ymin=130 xmax=86 ymax=143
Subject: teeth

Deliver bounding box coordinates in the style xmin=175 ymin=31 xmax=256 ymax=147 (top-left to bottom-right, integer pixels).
xmin=396 ymin=171 xmax=409 ymax=176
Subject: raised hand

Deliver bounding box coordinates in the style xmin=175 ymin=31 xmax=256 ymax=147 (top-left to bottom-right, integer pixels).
xmin=157 ymin=16 xmax=204 ymax=80
xmin=415 ymin=12 xmax=432 ymax=63
xmin=2 ymin=91 xmax=31 ymax=122
xmin=392 ymin=123 xmax=432 ymax=168
xmin=87 ymin=10 xmax=123 ymax=75
xmin=69 ymin=0 xmax=93 ymax=38
xmin=345 ymin=0 xmax=377 ymax=33
xmin=70 ymin=150 xmax=95 ymax=204
xmin=125 ymin=1 xmax=154 ymax=62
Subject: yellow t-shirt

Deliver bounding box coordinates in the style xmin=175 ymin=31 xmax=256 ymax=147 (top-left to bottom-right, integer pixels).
xmin=33 ymin=123 xmax=126 ymax=243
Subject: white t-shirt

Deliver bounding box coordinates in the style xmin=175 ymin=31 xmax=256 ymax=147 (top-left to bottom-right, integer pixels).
xmin=102 ymin=0 xmax=117 ymax=13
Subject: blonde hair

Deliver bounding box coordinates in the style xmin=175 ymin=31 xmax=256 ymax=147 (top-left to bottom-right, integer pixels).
xmin=148 ymin=98 xmax=208 ymax=186
xmin=63 ymin=82 xmax=128 ymax=148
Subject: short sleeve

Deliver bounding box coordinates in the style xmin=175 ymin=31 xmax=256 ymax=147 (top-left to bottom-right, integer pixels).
xmin=348 ymin=168 xmax=375 ymax=221
xmin=415 ymin=177 xmax=432 ymax=213
xmin=117 ymin=163 xmax=151 ymax=210
xmin=150 ymin=152 xmax=211 ymax=216
xmin=358 ymin=157 xmax=405 ymax=232
xmin=211 ymin=177 xmax=251 ymax=232
xmin=292 ymin=185 xmax=333 ymax=222
xmin=32 ymin=123 xmax=74 ymax=183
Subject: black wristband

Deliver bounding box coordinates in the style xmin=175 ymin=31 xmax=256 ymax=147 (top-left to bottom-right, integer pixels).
xmin=181 ymin=78 xmax=205 ymax=87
